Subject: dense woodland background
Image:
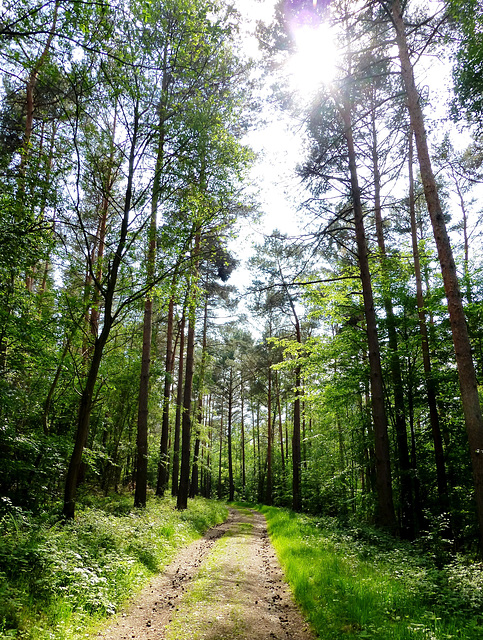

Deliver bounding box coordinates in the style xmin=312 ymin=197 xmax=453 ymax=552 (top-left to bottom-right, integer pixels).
xmin=2 ymin=0 xmax=483 ymax=552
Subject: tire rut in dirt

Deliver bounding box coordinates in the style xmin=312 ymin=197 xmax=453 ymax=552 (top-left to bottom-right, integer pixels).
xmin=97 ymin=508 xmax=316 ymax=640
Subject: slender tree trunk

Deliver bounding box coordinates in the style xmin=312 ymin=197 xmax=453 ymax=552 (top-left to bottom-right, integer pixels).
xmin=275 ymin=375 xmax=285 ymax=473
xmin=134 ymin=296 xmax=152 ymax=508
xmin=43 ymin=335 xmax=72 ymax=434
xmin=340 ymin=95 xmax=396 ymax=530
xmin=228 ymin=368 xmax=235 ymax=502
xmin=157 ymin=294 xmax=175 ymax=495
xmin=280 ymin=274 xmax=303 ymax=512
xmin=63 ymin=107 xmax=139 ymax=520
xmin=266 ymin=360 xmax=273 ymax=506
xmin=189 ymin=293 xmax=209 ymax=498
xmin=241 ymin=381 xmax=246 ymax=492
xmin=218 ymin=399 xmax=224 ymax=499
xmin=90 ymin=110 xmax=116 ymax=338
xmin=134 ymin=61 xmax=168 ymax=508
xmin=20 ymin=0 xmax=59 ymax=179
xmin=176 ymin=305 xmax=196 ymax=510
xmin=171 ymin=314 xmax=185 ymax=497
xmin=408 ymin=130 xmax=450 ymax=519
xmin=371 ymin=104 xmax=413 ymax=537
xmin=177 ymin=235 xmax=200 ymax=510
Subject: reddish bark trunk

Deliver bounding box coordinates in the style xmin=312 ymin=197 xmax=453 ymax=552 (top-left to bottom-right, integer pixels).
xmin=340 ymin=97 xmax=396 ymax=530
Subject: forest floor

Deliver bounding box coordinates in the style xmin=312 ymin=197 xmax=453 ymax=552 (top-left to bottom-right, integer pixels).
xmin=96 ymin=507 xmax=317 ymax=640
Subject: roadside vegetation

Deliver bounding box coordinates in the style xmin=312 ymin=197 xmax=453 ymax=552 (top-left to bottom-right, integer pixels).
xmin=260 ymin=505 xmax=483 ymax=640
xmin=0 ymin=495 xmax=227 ymax=640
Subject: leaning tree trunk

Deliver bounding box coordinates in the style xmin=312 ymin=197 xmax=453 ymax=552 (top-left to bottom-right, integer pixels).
xmin=63 ymin=107 xmax=138 ymax=520
xmin=391 ymin=0 xmax=483 ymax=545
xmin=340 ymin=95 xmax=396 ymax=531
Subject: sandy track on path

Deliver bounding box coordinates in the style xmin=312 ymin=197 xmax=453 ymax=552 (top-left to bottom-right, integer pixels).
xmin=97 ymin=508 xmax=316 ymax=640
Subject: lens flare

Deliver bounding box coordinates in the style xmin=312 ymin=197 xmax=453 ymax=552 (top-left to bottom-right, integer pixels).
xmin=287 ymin=21 xmax=338 ymax=96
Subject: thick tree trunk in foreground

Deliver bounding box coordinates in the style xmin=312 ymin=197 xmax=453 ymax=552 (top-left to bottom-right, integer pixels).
xmin=391 ymin=0 xmax=483 ymax=544
xmin=340 ymin=97 xmax=396 ymax=530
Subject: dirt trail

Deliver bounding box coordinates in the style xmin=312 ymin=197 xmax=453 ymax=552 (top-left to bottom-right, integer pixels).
xmin=97 ymin=508 xmax=317 ymax=640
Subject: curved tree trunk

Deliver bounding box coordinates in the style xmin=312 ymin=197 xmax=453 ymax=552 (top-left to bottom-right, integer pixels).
xmin=63 ymin=105 xmax=139 ymax=520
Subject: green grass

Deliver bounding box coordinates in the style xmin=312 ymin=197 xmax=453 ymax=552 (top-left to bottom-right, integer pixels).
xmin=0 ymin=494 xmax=227 ymax=640
xmin=258 ymin=505 xmax=483 ymax=640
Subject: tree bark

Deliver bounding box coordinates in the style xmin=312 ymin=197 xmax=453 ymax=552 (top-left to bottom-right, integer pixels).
xmin=266 ymin=354 xmax=273 ymax=506
xmin=408 ymin=129 xmax=450 ymax=518
xmin=227 ymin=368 xmax=235 ymax=502
xmin=371 ymin=103 xmax=413 ymax=537
xmin=134 ymin=58 xmax=168 ymax=508
xmin=63 ymin=105 xmax=139 ymax=520
xmin=340 ymin=95 xmax=396 ymax=530
xmin=171 ymin=314 xmax=185 ymax=497
xmin=177 ymin=234 xmax=201 ymax=510
xmin=241 ymin=381 xmax=246 ymax=492
xmin=157 ymin=295 xmax=175 ymax=496
xmin=189 ymin=292 xmax=209 ymax=498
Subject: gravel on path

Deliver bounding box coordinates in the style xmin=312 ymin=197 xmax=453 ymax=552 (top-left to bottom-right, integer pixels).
xmin=97 ymin=507 xmax=317 ymax=640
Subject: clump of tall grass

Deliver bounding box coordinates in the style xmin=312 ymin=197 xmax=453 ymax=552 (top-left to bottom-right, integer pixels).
xmin=260 ymin=506 xmax=483 ymax=639
xmin=0 ymin=495 xmax=227 ymax=640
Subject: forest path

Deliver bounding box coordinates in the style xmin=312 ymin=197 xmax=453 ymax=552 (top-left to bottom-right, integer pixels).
xmin=97 ymin=507 xmax=317 ymax=640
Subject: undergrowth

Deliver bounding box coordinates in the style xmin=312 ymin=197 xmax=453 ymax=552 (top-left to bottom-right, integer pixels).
xmin=0 ymin=494 xmax=227 ymax=640
xmin=259 ymin=505 xmax=483 ymax=640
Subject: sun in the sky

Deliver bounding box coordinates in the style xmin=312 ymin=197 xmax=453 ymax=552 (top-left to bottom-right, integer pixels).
xmin=286 ymin=21 xmax=339 ymax=96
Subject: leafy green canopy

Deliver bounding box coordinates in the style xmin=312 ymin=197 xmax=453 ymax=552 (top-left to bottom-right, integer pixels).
xmin=448 ymin=0 xmax=483 ymax=121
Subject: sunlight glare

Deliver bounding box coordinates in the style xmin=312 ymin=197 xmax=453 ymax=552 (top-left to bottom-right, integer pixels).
xmin=287 ymin=22 xmax=338 ymax=96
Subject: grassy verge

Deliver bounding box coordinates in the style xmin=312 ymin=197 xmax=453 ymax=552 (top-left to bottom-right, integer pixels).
xmin=258 ymin=505 xmax=483 ymax=640
xmin=0 ymin=495 xmax=227 ymax=640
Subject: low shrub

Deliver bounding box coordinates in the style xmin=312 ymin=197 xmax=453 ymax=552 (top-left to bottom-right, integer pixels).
xmin=0 ymin=495 xmax=227 ymax=640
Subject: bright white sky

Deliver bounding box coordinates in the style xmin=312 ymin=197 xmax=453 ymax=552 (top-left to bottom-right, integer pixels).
xmin=230 ymin=0 xmax=464 ymax=293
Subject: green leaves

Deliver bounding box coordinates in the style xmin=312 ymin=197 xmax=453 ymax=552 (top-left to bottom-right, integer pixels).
xmin=448 ymin=0 xmax=483 ymax=121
